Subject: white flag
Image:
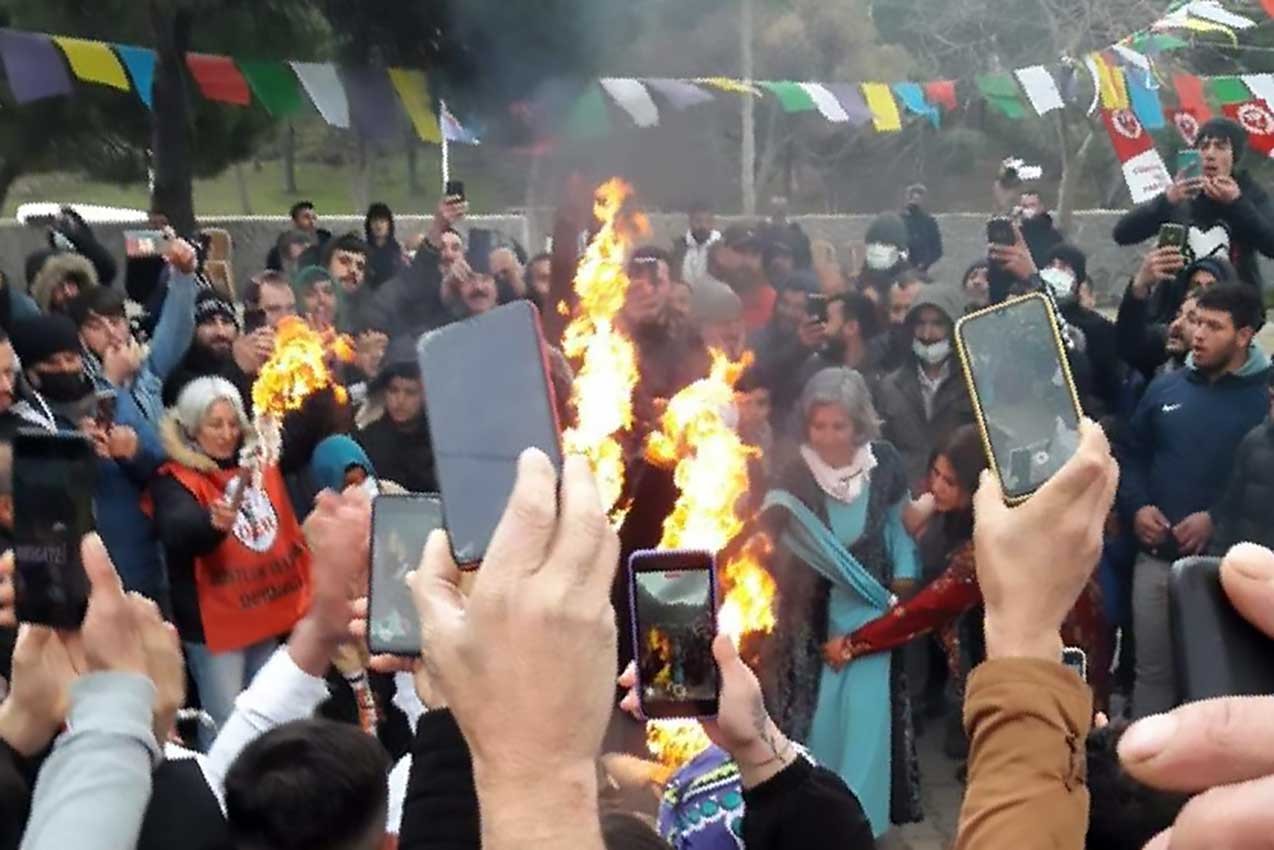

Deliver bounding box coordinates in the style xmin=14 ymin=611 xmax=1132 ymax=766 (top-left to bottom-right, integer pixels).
xmin=1015 ymin=66 xmax=1065 ymax=115
xmin=799 ymin=83 xmax=850 ymax=122
xmin=599 ymin=78 xmax=660 ymax=127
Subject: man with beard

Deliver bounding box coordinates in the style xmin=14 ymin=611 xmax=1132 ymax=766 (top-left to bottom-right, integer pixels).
xmin=1016 ymin=188 xmax=1065 ymax=267
xmin=709 ymin=225 xmax=775 ymax=331
xmin=868 ymin=269 xmax=925 ymax=376
xmin=322 ymin=234 xmax=372 ymax=335
xmin=671 ymin=202 xmax=721 ymax=289
xmin=162 ymin=290 xmax=265 ymax=411
xmin=442 ymin=251 xmax=500 ymax=319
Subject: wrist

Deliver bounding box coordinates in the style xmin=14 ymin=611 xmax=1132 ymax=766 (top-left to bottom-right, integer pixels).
xmin=287 ymin=615 xmax=346 ymax=678
xmin=732 ymin=720 xmax=797 ymax=789
xmin=983 ymin=619 xmax=1064 ymax=662
xmin=474 ymin=758 xmax=602 ymax=847
xmin=0 ymin=700 xmax=59 ymax=757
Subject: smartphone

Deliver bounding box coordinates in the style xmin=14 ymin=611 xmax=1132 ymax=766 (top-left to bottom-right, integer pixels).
xmin=629 ymin=549 xmax=720 ymax=719
xmin=1178 ymin=149 xmax=1202 ymax=180
xmin=124 ymin=229 xmax=171 ymax=259
xmin=955 ymin=293 xmax=1083 ymax=503
xmin=94 ymin=391 xmax=117 ymax=429
xmin=368 ymin=494 xmax=444 ymax=656
xmin=1169 ymin=556 xmax=1274 ymax=704
xmin=444 ymin=180 xmax=465 ymax=202
xmin=418 ymin=300 xmax=562 ymax=566
xmin=807 ymin=293 xmax=829 ymax=323
xmin=987 ymin=216 xmax=1016 ymax=247
xmin=1157 ymin=222 xmax=1187 ymax=250
xmin=12 ymin=431 xmax=98 ymax=628
xmin=1062 ymin=647 xmax=1088 ymax=682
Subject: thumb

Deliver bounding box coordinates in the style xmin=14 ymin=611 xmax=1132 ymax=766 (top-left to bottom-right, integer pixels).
xmin=1220 ymin=542 xmax=1274 ymax=639
xmin=973 ymin=469 xmax=1006 ymax=525
xmin=411 ymin=529 xmax=466 ymax=641
xmin=712 ymin=633 xmax=752 ymax=693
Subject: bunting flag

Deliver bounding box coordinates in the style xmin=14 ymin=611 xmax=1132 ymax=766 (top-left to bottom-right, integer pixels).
xmin=238 ymin=61 xmax=303 ymax=117
xmin=924 ymin=80 xmax=958 ymax=112
xmin=186 ymin=53 xmax=250 ymax=106
xmin=759 ymin=80 xmax=817 ymax=113
xmin=861 ymin=83 xmax=902 ymax=132
xmin=644 ymin=78 xmax=713 ymax=110
xmin=1102 ymin=108 xmax=1172 ymax=203
xmin=564 ymin=84 xmax=611 ymax=139
xmin=1242 ymin=73 xmax=1274 ymax=107
xmin=387 ymin=68 xmax=442 ymax=142
xmin=52 ymin=36 xmax=129 ymax=90
xmin=1209 ymin=76 xmax=1250 ymax=104
xmin=0 ymin=30 xmax=73 ymax=103
xmin=1173 ymin=74 xmax=1212 ymax=121
xmin=115 ymin=45 xmax=155 ymax=108
xmin=1188 ymin=1 xmax=1256 ymax=29
xmin=340 ymin=67 xmax=405 ymax=143
xmin=1223 ymin=101 xmax=1274 ymax=158
xmin=696 ymin=77 xmax=761 ymax=96
xmin=823 ymin=83 xmax=874 ymax=127
xmin=600 ymin=78 xmax=661 ymax=126
xmin=1082 ymin=56 xmax=1103 ymax=115
xmin=1126 ymin=70 xmax=1166 ymax=130
xmin=1264 ymin=0 xmax=1274 ymax=18
xmin=1168 ymin=109 xmax=1202 ymax=146
xmin=1014 ymin=66 xmax=1065 ymax=115
xmin=1092 ymin=54 xmax=1129 ymax=110
xmin=291 ymin=62 xmax=349 ymax=128
xmin=440 ymin=100 xmax=479 ymax=144
xmin=976 ymin=73 xmax=1028 ymax=119
xmin=799 ymin=83 xmax=849 ymax=122
xmin=892 ymin=82 xmax=939 ymax=126
xmin=1111 ymin=44 xmax=1151 ymax=72
xmin=1154 ymin=6 xmax=1240 ymax=44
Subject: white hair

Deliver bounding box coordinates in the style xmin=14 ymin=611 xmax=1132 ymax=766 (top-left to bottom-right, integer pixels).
xmin=174 ymin=376 xmax=255 ymax=451
xmin=799 ymin=367 xmax=882 ymax=446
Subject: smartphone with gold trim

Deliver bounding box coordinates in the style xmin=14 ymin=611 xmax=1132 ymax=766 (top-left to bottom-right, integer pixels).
xmin=954 ymin=293 xmax=1083 ymax=504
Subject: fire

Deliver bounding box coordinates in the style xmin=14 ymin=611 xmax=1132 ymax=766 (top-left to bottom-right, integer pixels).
xmin=251 ymin=317 xmax=355 ymax=418
xmin=642 ymin=350 xmax=778 ymax=768
xmin=561 ymin=179 xmax=649 ymax=516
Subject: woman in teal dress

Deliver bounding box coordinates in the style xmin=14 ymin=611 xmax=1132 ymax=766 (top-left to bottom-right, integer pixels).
xmin=759 ymin=366 xmax=923 ymax=837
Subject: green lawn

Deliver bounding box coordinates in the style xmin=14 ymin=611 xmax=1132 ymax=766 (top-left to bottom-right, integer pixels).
xmin=3 ymin=147 xmax=518 ymax=217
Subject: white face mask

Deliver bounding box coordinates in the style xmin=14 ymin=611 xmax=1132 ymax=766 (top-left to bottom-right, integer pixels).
xmin=1040 ymin=267 xmax=1077 ymax=300
xmin=913 ymin=338 xmax=951 ymax=365
xmin=865 ymin=243 xmax=902 ymax=271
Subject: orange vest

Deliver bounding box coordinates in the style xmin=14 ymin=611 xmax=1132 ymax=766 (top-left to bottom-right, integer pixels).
xmin=159 ymin=463 xmax=311 ymax=652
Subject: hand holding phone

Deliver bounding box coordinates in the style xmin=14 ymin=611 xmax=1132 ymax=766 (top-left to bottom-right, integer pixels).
xmin=444 ymin=180 xmax=466 ymax=202
xmin=807 ymin=293 xmax=829 ymax=323
xmin=368 ymin=494 xmax=444 ymax=655
xmin=987 ymin=216 xmax=1016 ymax=248
xmin=1178 ymin=149 xmax=1202 ymax=180
xmin=124 ymin=229 xmax=173 ymax=260
xmin=629 ymin=549 xmax=720 ymax=719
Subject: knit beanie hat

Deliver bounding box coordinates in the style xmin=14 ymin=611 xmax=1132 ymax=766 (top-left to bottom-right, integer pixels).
xmin=194 ymin=289 xmax=238 ymax=327
xmin=309 ymin=435 xmax=377 ymax=493
xmin=864 ymin=212 xmax=910 ymax=250
xmin=10 ymin=315 xmax=80 ymax=368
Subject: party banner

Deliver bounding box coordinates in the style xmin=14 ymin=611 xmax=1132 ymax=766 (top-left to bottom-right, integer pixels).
xmin=53 ymin=36 xmax=129 ymax=90
xmin=861 ymin=83 xmax=902 ymax=132
xmin=800 ymin=83 xmax=850 ymax=122
xmin=114 ymin=45 xmax=155 ymax=108
xmin=1103 ymin=108 xmax=1172 ymax=203
xmin=892 ymin=82 xmax=939 ymax=127
xmin=0 ymin=30 xmax=72 ymax=103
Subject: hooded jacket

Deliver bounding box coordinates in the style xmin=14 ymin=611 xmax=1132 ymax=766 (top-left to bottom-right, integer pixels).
xmin=364 ymin=206 xmax=404 ymax=291
xmin=1118 ymin=346 xmax=1271 ymax=557
xmin=875 ymin=286 xmax=975 ymax=491
xmin=31 ymin=253 xmax=98 ymax=313
xmin=1112 ymin=171 xmax=1274 ymax=293
xmin=1212 ymin=419 xmax=1274 ymax=552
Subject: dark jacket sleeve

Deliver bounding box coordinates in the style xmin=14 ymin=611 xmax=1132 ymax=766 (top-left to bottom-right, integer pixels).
xmin=64 ymin=226 xmax=118 ymax=289
xmin=1116 ymin=382 xmax=1158 ymax=522
xmin=1112 ymin=193 xmax=1174 ymax=246
xmin=398 ymin=709 xmax=480 ymax=850
xmin=1115 ymin=283 xmax=1168 ymax=380
xmin=742 ymin=756 xmax=875 ymax=850
xmin=151 ymin=474 xmax=225 ymax=556
xmin=0 ymin=739 xmax=33 ymax=850
xmin=1224 ymin=182 xmax=1274 ymax=259
xmin=365 ymin=245 xmax=447 ymax=340
xmin=1209 ymin=427 xmax=1257 ymax=553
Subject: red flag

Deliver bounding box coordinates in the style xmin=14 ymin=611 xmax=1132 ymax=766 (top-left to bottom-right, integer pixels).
xmin=1224 ymin=101 xmax=1274 ymax=157
xmin=1172 ymin=74 xmax=1212 ymax=121
xmin=1168 ymin=108 xmax=1202 ymax=146
xmin=1263 ymin=0 xmax=1274 ymax=17
xmin=1102 ymin=108 xmax=1172 ymax=203
xmin=923 ymin=80 xmax=958 ymax=112
xmin=186 ymin=53 xmax=250 ymax=106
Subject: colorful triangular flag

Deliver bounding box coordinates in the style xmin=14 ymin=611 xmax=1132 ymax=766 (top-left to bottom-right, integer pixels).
xmin=599 ymin=78 xmax=660 ymax=127
xmin=238 ymin=61 xmax=303 ymax=117
xmin=387 ymin=68 xmax=442 ymax=142
xmin=892 ymin=82 xmax=939 ymax=127
xmin=976 ymin=73 xmax=1028 ymax=119
xmin=759 ymin=80 xmax=818 ymax=113
xmin=52 ymin=36 xmax=129 ymax=90
xmin=186 ymin=53 xmax=250 ymax=106
xmin=114 ymin=45 xmax=155 ymax=108
xmin=861 ymin=83 xmax=902 ymax=132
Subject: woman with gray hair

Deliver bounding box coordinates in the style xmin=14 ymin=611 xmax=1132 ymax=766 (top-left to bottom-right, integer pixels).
xmin=759 ymin=366 xmax=923 ymax=839
xmin=149 ymin=376 xmax=311 ymax=745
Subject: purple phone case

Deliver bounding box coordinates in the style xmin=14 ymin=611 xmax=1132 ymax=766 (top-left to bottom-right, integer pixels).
xmin=627 ymin=548 xmax=720 ymax=721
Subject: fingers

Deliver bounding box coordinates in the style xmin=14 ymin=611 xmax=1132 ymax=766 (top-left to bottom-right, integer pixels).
xmin=1120 ymin=696 xmax=1274 ymax=792
xmin=547 ymin=455 xmax=615 ymax=595
xmin=81 ymin=534 xmax=124 ymax=602
xmin=368 ymin=654 xmax=417 ymax=674
xmin=617 ymin=660 xmax=637 ymax=690
xmin=1220 ymin=543 xmax=1274 ymax=639
xmin=483 ymin=448 xmax=559 ymax=573
xmin=1154 ymin=774 xmax=1274 ymax=849
xmin=412 ymin=530 xmax=465 ymax=644
xmin=1036 ymin=419 xmax=1110 ymax=506
xmin=973 ymin=469 xmax=1007 ymax=524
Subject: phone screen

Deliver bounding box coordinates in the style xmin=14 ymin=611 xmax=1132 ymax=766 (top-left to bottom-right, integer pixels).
xmin=418 ymin=301 xmax=562 ymax=565
xmin=368 ymin=494 xmax=443 ymax=655
xmin=13 ymin=431 xmax=98 ymax=628
xmin=1062 ymin=647 xmax=1088 ymax=682
xmin=445 ymin=180 xmax=465 ymax=201
xmin=807 ymin=293 xmax=829 ymax=323
xmin=1157 ymin=223 xmax=1187 ymax=250
xmin=629 ymin=550 xmax=719 ymax=719
xmin=987 ymin=217 xmax=1015 ymax=247
xmin=1178 ymin=150 xmax=1202 ymax=179
xmin=956 ymin=294 xmax=1082 ymax=501
xmin=124 ymin=229 xmax=171 ymax=259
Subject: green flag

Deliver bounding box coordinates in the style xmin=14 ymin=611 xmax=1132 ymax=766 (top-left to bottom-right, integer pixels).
xmin=238 ymin=60 xmax=303 ymax=116
xmin=1209 ymin=76 xmax=1250 ymax=105
xmin=564 ymin=84 xmax=611 ymax=139
xmin=759 ymin=81 xmax=817 ymax=113
xmin=976 ymin=73 xmax=1027 ymax=119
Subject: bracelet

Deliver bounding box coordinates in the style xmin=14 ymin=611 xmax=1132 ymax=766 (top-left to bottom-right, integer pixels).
xmin=736 ymin=734 xmax=797 ymax=770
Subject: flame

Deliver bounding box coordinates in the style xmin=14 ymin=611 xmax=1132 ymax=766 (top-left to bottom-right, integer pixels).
xmin=251 ymin=317 xmax=355 ymax=418
xmin=641 ymin=350 xmax=778 ymax=768
xmin=561 ymin=179 xmax=649 ymax=517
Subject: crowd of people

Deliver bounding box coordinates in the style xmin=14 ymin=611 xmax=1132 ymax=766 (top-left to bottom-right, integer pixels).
xmin=0 ymin=113 xmax=1272 ymax=850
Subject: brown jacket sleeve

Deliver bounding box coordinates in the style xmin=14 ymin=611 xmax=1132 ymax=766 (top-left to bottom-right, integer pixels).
xmin=955 ymin=658 xmax=1092 ymax=850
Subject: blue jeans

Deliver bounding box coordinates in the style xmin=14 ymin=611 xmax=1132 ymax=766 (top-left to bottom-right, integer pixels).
xmin=184 ymin=638 xmax=277 ymax=750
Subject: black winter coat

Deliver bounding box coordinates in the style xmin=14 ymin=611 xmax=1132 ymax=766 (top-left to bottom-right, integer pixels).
xmin=1212 ymin=420 xmax=1274 ymax=552
xmin=355 ymin=415 xmax=438 ymax=494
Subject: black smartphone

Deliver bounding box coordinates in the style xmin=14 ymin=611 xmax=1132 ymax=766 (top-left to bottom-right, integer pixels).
xmin=417 ymin=300 xmax=562 ymax=566
xmin=1157 ymin=223 xmax=1187 ymax=251
xmin=94 ymin=391 xmax=117 ymax=429
xmin=368 ymin=494 xmax=444 ymax=656
xmin=1062 ymin=647 xmax=1088 ymax=682
xmin=123 ymin=229 xmax=172 ymax=259
xmin=807 ymin=293 xmax=829 ymax=323
xmin=243 ymin=307 xmax=267 ymax=334
xmin=1170 ymin=556 xmax=1274 ymax=704
xmin=13 ymin=431 xmax=98 ymax=628
xmin=628 ymin=549 xmax=720 ymax=719
xmin=445 ymin=180 xmax=465 ymax=202
xmin=955 ymin=293 xmax=1083 ymax=503
xmin=987 ymin=216 xmax=1016 ymax=247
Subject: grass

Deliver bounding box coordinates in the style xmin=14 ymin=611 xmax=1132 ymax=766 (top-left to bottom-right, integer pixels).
xmin=2 ymin=147 xmax=520 ymax=218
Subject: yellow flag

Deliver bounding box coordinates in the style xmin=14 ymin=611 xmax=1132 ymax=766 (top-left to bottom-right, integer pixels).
xmin=388 ymin=68 xmax=442 ymax=144
xmin=861 ymin=83 xmax=902 ymax=132
xmin=53 ymin=37 xmax=130 ymax=91
xmin=1091 ymin=54 xmax=1130 ymax=110
xmin=695 ymin=77 xmax=762 ymax=97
